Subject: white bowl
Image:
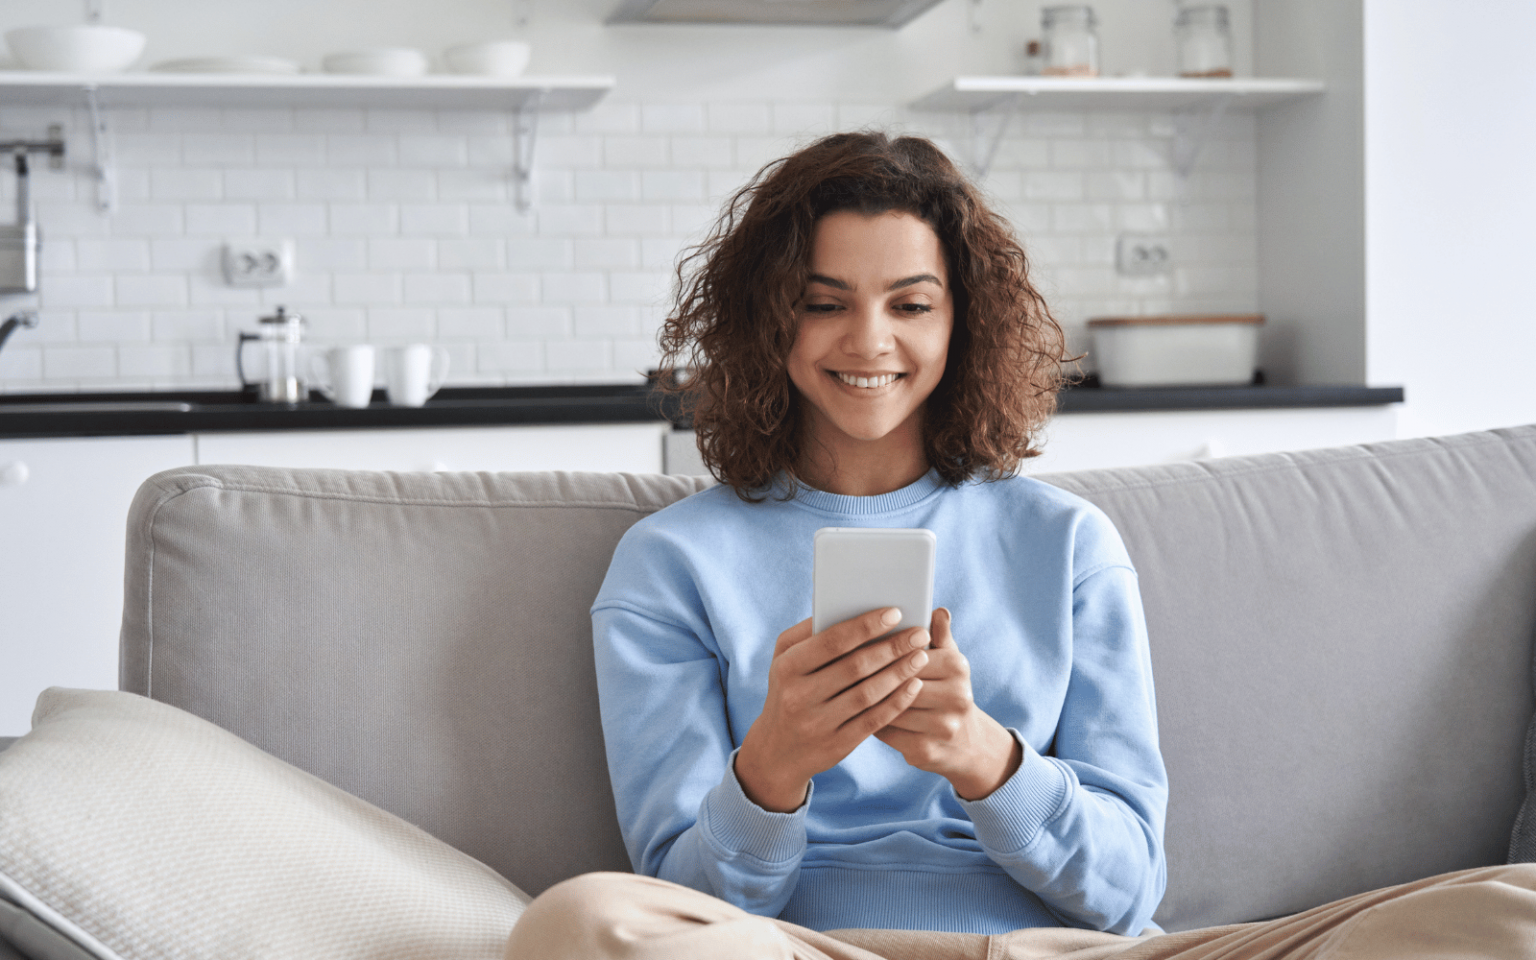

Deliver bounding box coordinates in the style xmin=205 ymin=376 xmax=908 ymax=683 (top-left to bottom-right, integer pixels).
xmin=443 ymin=40 xmax=530 ymax=77
xmin=321 ymin=48 xmax=428 ymax=77
xmin=4 ymin=25 xmax=146 ymax=73
xmin=1088 ymin=314 xmax=1264 ymax=387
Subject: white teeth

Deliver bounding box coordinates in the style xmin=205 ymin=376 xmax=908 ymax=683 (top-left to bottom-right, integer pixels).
xmin=837 ymin=372 xmax=897 ymax=388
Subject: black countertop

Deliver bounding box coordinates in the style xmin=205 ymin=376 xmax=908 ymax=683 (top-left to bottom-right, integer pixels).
xmin=0 ymin=381 xmax=1404 ymax=441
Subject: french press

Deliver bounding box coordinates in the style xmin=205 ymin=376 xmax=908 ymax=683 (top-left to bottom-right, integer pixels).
xmin=237 ymin=306 xmax=308 ymax=404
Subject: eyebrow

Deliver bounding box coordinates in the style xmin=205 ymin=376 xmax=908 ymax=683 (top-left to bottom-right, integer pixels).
xmin=806 ymin=273 xmax=944 ymax=291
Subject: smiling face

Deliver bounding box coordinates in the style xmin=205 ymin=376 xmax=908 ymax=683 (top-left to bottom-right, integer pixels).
xmin=786 ymin=209 xmax=955 ymax=494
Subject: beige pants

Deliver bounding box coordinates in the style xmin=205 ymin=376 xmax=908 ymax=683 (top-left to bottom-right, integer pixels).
xmin=505 ymin=864 xmax=1536 ymax=960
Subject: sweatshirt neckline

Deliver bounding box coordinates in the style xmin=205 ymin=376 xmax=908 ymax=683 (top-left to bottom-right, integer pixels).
xmin=777 ymin=469 xmax=948 ymax=517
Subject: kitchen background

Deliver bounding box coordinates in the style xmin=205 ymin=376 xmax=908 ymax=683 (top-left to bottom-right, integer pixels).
xmin=0 ymin=0 xmax=1264 ymax=392
xmin=2 ymin=0 xmax=1531 ymax=441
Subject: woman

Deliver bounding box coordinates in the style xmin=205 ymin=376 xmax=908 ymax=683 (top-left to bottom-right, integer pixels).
xmin=507 ymin=132 xmax=1536 ymax=960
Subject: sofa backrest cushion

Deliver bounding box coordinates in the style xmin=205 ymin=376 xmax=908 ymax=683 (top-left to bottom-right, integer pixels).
xmin=1044 ymin=425 xmax=1536 ymax=930
xmin=121 ymin=467 xmax=713 ymax=900
xmin=121 ymin=426 xmax=1536 ymax=932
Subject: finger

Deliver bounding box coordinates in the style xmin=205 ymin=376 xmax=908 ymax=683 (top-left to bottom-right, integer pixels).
xmin=773 ymin=617 xmax=814 ymax=656
xmin=842 ymin=675 xmax=925 ymax=742
xmin=815 ymin=625 xmax=928 ymax=701
xmin=929 ymin=607 xmax=956 ymax=649
xmin=829 ymin=648 xmax=928 ymax=730
xmin=797 ymin=606 xmax=903 ymax=672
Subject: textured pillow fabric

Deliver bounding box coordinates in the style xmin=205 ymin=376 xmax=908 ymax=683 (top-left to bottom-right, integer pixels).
xmin=1510 ymin=654 xmax=1536 ymax=864
xmin=0 ymin=688 xmax=530 ymax=960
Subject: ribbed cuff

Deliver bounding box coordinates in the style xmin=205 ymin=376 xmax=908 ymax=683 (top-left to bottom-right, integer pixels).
xmin=698 ymin=748 xmax=811 ymax=865
xmin=958 ymin=730 xmax=1072 ymax=855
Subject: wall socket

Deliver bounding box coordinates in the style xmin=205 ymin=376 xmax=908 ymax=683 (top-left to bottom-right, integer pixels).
xmin=222 ymin=239 xmax=294 ymax=288
xmin=1116 ymin=233 xmax=1171 ymax=276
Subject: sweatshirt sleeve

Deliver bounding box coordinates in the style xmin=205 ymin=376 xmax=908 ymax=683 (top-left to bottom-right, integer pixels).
xmin=591 ymin=598 xmax=809 ymax=916
xmin=957 ymin=562 xmax=1168 ymax=936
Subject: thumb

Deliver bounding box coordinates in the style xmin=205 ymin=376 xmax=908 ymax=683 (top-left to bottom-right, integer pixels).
xmin=929 ymin=607 xmax=956 ymax=649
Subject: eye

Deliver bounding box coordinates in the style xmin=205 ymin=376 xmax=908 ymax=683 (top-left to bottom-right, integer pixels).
xmin=894 ymin=302 xmax=934 ymax=315
xmin=801 ymin=301 xmax=841 ymax=314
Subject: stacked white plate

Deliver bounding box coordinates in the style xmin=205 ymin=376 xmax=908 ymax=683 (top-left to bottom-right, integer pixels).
xmin=321 ymin=48 xmax=428 ymax=76
xmin=150 ymin=56 xmax=301 ymax=74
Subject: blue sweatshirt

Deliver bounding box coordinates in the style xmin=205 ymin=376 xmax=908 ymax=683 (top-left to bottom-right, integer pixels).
xmin=590 ymin=470 xmax=1167 ymax=935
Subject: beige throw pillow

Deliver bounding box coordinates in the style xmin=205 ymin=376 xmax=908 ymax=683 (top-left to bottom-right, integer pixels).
xmin=0 ymin=689 xmax=530 ymax=960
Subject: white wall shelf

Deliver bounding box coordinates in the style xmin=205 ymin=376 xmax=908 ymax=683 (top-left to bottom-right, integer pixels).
xmin=0 ymin=71 xmax=615 ymax=212
xmin=910 ymin=76 xmax=1325 ymax=114
xmin=0 ymin=71 xmax=615 ymax=111
xmin=912 ymin=76 xmax=1324 ymax=179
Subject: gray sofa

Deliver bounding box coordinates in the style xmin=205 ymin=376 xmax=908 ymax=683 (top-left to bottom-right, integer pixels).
xmin=5 ymin=425 xmax=1536 ymax=958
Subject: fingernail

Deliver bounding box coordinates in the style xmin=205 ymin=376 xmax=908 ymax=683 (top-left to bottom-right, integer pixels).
xmin=882 ymin=608 xmax=902 ymax=627
xmin=910 ymin=629 xmax=929 ymax=649
xmin=912 ymin=650 xmax=929 ymax=669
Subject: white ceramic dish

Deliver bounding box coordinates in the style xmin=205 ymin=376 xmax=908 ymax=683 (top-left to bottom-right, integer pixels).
xmin=443 ymin=40 xmax=530 ymax=76
xmin=4 ymin=25 xmax=145 ymax=73
xmin=1088 ymin=314 xmax=1264 ymax=387
xmin=321 ymin=48 xmax=428 ymax=77
xmin=150 ymin=56 xmax=301 ymax=75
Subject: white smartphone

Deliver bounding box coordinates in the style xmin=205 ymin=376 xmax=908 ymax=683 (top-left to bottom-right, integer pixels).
xmin=812 ymin=527 xmax=937 ymax=641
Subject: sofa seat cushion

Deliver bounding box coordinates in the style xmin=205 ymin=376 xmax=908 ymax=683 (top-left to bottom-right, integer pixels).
xmin=0 ymin=688 xmax=530 ymax=960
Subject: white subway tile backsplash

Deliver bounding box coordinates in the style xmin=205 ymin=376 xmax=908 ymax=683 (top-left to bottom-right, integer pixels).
xmin=4 ymin=96 xmax=1260 ymax=391
xmin=184 ymin=204 xmax=255 ymax=236
xmin=117 ymin=275 xmax=189 ymax=307
xmin=226 ymin=169 xmax=298 ymax=201
xmin=334 ymin=273 xmax=403 ymax=304
xmin=399 ymin=204 xmax=470 ymax=236
xmin=330 ymin=204 xmax=398 ymax=236
xmin=706 ymin=103 xmax=771 ymax=135
xmin=259 ymin=204 xmax=329 ymax=236
xmin=437 ymin=238 xmax=505 ymax=271
xmin=296 ymin=169 xmax=369 ymax=201
xmin=43 ymin=346 xmax=117 ymax=380
xmin=642 ymin=104 xmax=706 ymax=135
xmin=152 ymin=165 xmax=227 ymax=199
xmin=42 ymin=276 xmax=115 ymax=309
xmin=542 ymin=272 xmax=607 ymax=303
xmin=78 ymin=312 xmax=152 ymax=343
xmin=606 ymin=136 xmax=671 ymax=168
xmin=366 ymin=308 xmax=437 ymax=340
xmin=506 ymin=306 xmax=572 ymax=339
xmin=75 ymin=239 xmax=151 ymax=273
xmin=438 ymin=307 xmax=505 ymax=339
xmin=404 ymin=273 xmax=472 ymax=303
xmin=399 ymin=135 xmax=469 ymax=167
xmin=473 ymin=272 xmax=541 ymax=304
xmin=368 ymin=238 xmax=436 ymax=271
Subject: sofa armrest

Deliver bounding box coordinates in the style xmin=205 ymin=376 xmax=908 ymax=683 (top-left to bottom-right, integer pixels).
xmin=0 ymin=740 xmax=14 ymax=755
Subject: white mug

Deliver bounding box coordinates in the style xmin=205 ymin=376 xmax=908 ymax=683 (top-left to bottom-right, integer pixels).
xmin=384 ymin=343 xmax=450 ymax=407
xmin=310 ymin=345 xmax=376 ymax=409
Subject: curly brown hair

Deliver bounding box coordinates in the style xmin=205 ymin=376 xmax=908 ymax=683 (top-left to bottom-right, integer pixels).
xmin=658 ymin=130 xmax=1067 ymax=498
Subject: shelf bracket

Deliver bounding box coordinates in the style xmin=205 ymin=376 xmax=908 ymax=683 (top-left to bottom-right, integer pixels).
xmin=1169 ymin=93 xmax=1235 ymax=184
xmin=967 ymin=92 xmax=1022 ymax=180
xmin=511 ymin=90 xmax=545 ymax=213
xmin=83 ymin=86 xmax=116 ymax=214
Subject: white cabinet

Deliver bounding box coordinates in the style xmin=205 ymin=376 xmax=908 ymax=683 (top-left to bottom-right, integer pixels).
xmin=1025 ymin=406 xmax=1398 ymax=475
xmin=0 ymin=434 xmax=195 ymax=736
xmin=194 ymin=423 xmax=670 ymax=473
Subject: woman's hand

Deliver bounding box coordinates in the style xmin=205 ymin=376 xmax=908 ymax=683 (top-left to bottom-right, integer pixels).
xmin=875 ymin=608 xmax=1023 ymax=801
xmin=735 ymin=607 xmax=931 ymax=813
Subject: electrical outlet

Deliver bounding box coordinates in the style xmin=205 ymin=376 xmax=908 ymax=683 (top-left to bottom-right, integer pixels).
xmin=222 ymin=239 xmax=294 ymax=288
xmin=1116 ymin=233 xmax=1171 ymax=276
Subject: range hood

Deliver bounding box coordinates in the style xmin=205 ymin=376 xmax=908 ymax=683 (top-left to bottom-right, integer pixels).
xmin=607 ymin=0 xmax=947 ymax=28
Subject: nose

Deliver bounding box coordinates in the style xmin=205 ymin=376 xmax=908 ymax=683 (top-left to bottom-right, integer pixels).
xmin=842 ymin=304 xmax=894 ymax=360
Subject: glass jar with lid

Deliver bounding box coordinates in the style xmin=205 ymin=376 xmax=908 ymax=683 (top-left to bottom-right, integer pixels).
xmin=1175 ymin=5 xmax=1233 ymax=78
xmin=1041 ymin=5 xmax=1099 ymax=77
